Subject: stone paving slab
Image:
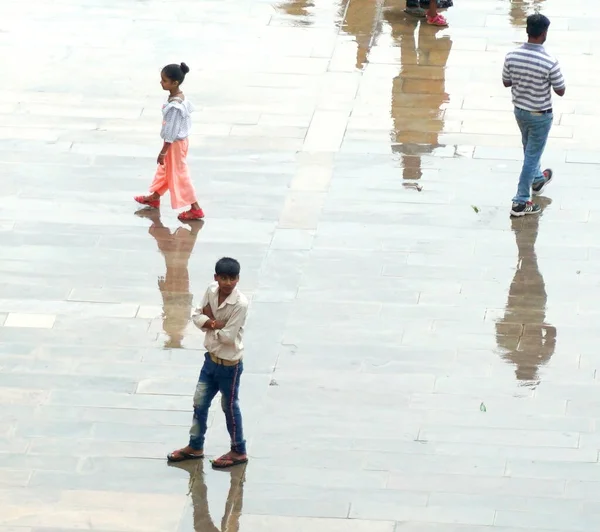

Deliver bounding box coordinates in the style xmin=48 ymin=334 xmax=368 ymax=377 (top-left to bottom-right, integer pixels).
xmin=2 ymin=0 xmax=600 ymax=529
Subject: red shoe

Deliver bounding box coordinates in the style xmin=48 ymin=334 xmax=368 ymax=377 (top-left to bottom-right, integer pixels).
xmin=134 ymin=195 xmax=160 ymax=209
xmin=178 ymin=208 xmax=205 ymax=221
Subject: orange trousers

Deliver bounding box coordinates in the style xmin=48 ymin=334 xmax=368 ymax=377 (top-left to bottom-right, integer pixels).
xmin=149 ymin=138 xmax=198 ymax=209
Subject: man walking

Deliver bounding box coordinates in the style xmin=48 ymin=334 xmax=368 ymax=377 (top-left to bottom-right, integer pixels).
xmin=502 ymin=13 xmax=565 ymax=217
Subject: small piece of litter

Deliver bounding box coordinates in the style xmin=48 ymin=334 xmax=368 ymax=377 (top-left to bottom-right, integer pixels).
xmin=269 ymin=379 xmax=279 ymax=386
xmin=480 ymin=402 xmax=486 ymax=412
xmin=471 ymin=205 xmax=480 ymax=213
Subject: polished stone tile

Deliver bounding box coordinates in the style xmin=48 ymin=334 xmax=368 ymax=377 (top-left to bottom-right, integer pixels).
xmin=394 ymin=527 xmax=557 ymax=532
xmin=349 ymin=503 xmax=494 ymax=526
xmin=270 ymin=228 xmax=315 ymax=250
xmin=417 ymin=427 xmax=579 ymax=448
xmin=243 ymin=495 xmax=350 ymax=519
xmin=387 ymin=472 xmax=566 ymax=498
xmin=239 ymin=515 xmax=395 ymax=532
xmin=0 ymin=453 xmax=79 ymax=472
xmin=247 ymin=463 xmax=388 ymax=489
xmin=429 ymin=491 xmax=583 ymax=514
xmin=3 ymin=313 xmax=56 ymax=329
xmin=493 ymin=509 xmax=600 ymax=531
xmin=0 ymin=470 xmax=31 ymax=487
xmin=0 ymin=489 xmax=186 ymax=530
xmin=15 ymin=420 xmax=95 ymax=439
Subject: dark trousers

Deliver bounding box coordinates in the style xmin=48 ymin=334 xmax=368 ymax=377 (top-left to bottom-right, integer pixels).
xmin=188 ymin=353 xmax=246 ymax=454
xmin=407 ymin=0 xmax=453 ymax=7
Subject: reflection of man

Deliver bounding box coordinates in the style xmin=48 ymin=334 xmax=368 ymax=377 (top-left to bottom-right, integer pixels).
xmin=136 ymin=209 xmax=203 ymax=348
xmin=386 ymin=12 xmax=452 ymax=181
xmin=171 ymin=461 xmax=245 ymax=532
xmin=496 ymin=199 xmax=556 ymax=386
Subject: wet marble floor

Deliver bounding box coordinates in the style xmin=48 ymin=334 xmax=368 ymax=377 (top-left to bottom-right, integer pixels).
xmin=1 ymin=0 xmax=600 ymax=530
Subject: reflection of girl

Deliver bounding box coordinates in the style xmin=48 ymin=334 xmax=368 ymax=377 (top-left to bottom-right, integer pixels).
xmin=135 ymin=63 xmax=205 ymax=221
xmin=137 ymin=209 xmax=202 ymax=348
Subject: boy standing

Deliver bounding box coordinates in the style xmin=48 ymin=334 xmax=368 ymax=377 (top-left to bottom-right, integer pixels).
xmin=168 ymin=257 xmax=249 ymax=468
xmin=502 ymin=14 xmax=566 ymax=217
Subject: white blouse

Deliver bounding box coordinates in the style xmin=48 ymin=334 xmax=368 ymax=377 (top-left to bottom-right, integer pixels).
xmin=160 ymin=97 xmax=194 ymax=143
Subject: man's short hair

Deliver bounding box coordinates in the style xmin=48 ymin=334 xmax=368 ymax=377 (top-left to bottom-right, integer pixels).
xmin=215 ymin=257 xmax=240 ymax=277
xmin=527 ymin=14 xmax=550 ymax=38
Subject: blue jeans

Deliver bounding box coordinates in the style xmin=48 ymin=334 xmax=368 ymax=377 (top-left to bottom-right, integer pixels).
xmin=513 ymin=107 xmax=553 ymax=204
xmin=188 ymin=353 xmax=246 ymax=454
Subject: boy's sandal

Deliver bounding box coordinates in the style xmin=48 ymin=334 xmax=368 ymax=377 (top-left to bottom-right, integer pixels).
xmin=134 ymin=195 xmax=160 ymax=209
xmin=178 ymin=209 xmax=205 ymax=221
xmin=167 ymin=449 xmax=204 ymax=462
xmin=426 ymin=13 xmax=448 ymax=26
xmin=210 ymin=454 xmax=248 ymax=469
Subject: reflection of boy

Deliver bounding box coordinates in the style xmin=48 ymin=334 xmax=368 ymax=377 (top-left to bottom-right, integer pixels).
xmin=170 ymin=460 xmax=245 ymax=532
xmin=168 ymin=257 xmax=249 ymax=469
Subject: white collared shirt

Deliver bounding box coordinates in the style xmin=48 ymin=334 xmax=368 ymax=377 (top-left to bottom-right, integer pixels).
xmin=192 ymin=282 xmax=248 ymax=361
xmin=160 ymin=97 xmax=194 ymax=143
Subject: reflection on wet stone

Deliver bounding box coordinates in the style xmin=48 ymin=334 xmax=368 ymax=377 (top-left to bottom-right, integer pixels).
xmin=3 ymin=0 xmax=600 ymax=529
xmin=137 ymin=209 xmax=204 ymax=349
xmin=174 ymin=461 xmax=245 ymax=532
xmin=496 ymin=199 xmax=557 ymax=387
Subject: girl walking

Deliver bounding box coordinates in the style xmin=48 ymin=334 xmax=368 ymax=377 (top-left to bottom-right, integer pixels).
xmin=135 ymin=63 xmax=204 ymax=221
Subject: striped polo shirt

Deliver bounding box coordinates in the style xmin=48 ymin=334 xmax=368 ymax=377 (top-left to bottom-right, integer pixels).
xmin=502 ymin=43 xmax=565 ymax=112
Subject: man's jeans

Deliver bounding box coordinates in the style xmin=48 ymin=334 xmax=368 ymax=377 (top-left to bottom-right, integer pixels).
xmin=513 ymin=107 xmax=553 ymax=204
xmin=189 ymin=353 xmax=246 ymax=454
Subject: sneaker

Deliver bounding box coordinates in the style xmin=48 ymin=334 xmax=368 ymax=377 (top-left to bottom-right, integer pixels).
xmin=532 ymin=168 xmax=553 ymax=196
xmin=510 ymin=201 xmax=541 ymax=217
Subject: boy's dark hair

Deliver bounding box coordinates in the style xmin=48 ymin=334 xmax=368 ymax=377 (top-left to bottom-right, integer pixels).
xmin=215 ymin=257 xmax=240 ymax=278
xmin=526 ymin=14 xmax=550 ymax=38
xmin=162 ymin=62 xmax=190 ymax=84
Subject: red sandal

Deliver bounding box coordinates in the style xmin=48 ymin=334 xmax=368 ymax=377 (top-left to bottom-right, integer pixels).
xmin=134 ymin=195 xmax=160 ymax=209
xmin=426 ymin=13 xmax=448 ymax=26
xmin=178 ymin=208 xmax=205 ymax=221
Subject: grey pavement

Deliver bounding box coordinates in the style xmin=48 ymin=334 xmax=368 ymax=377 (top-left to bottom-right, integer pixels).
xmin=1 ymin=0 xmax=600 ymax=530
